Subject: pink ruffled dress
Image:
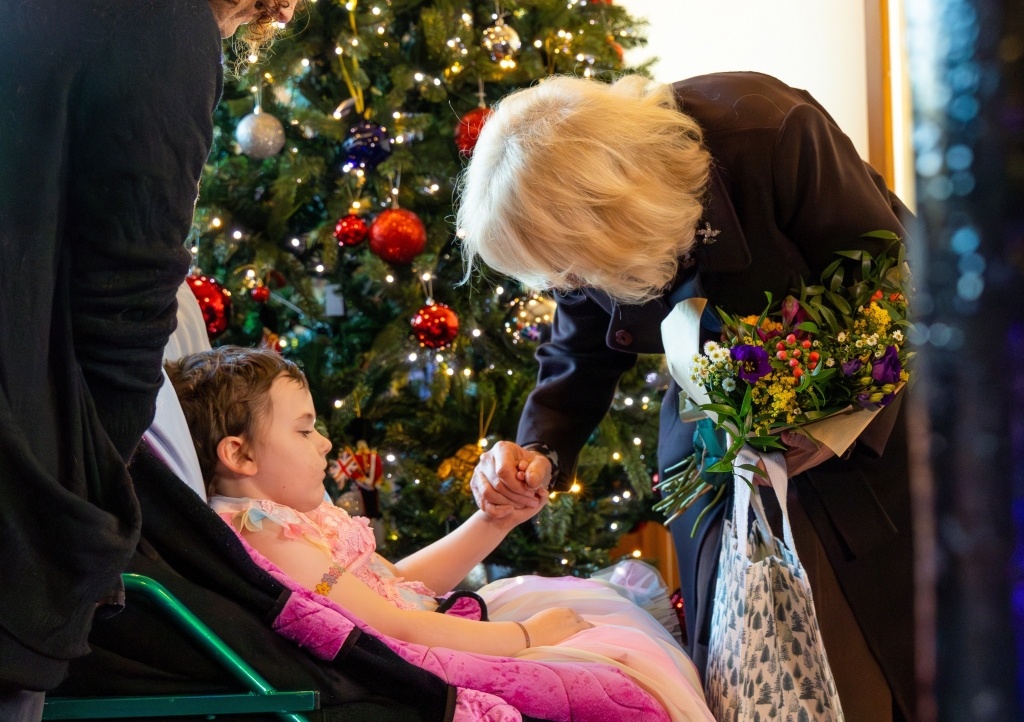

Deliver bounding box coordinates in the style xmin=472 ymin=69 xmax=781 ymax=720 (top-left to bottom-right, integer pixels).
xmin=211 ymin=496 xmax=714 ymax=722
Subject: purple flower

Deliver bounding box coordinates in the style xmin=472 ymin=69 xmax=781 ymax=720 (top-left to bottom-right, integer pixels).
xmin=842 ymin=358 xmax=863 ymax=377
xmin=856 ymin=391 xmax=897 ymax=410
xmin=730 ymin=344 xmax=771 ymax=383
xmin=871 ymin=345 xmax=902 ymax=385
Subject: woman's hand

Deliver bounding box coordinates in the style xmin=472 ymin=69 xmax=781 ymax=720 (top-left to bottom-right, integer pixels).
xmin=751 ymin=430 xmax=837 ymax=486
xmin=470 ymin=441 xmax=551 ymax=521
xmin=520 ymin=607 xmax=593 ymax=648
xmin=780 ymin=430 xmax=836 ymax=477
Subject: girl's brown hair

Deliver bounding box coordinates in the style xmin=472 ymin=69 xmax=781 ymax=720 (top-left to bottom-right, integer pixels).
xmin=166 ymin=345 xmax=306 ymax=497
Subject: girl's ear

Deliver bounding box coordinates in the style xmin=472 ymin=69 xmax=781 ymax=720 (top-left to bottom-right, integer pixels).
xmin=216 ymin=435 xmax=258 ymax=476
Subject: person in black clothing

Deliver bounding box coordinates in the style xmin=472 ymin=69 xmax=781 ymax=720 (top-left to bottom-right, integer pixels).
xmin=458 ymin=73 xmax=915 ymax=722
xmin=0 ymin=0 xmax=295 ymax=717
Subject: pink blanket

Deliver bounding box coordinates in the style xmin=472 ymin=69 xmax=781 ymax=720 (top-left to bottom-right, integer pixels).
xmin=236 ymin=535 xmax=671 ymax=722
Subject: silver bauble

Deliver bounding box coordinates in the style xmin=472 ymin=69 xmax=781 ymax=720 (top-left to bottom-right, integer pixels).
xmin=481 ymin=22 xmax=521 ymax=62
xmin=236 ymin=111 xmax=286 ymax=159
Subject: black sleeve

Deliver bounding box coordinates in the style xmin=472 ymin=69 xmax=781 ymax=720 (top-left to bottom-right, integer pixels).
xmin=772 ymin=102 xmax=910 ymax=272
xmin=67 ymin=3 xmax=223 ymax=460
xmin=517 ymin=291 xmax=637 ymax=490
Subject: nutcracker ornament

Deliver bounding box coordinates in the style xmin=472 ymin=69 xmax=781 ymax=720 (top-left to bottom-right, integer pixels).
xmin=329 ymin=440 xmax=384 ymax=519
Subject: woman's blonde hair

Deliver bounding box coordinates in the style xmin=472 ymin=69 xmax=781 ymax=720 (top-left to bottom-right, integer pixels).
xmin=456 ymin=74 xmax=710 ymax=305
xmin=230 ymin=0 xmax=295 ymax=64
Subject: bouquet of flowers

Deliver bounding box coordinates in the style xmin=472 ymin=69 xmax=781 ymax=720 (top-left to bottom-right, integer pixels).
xmin=655 ymin=233 xmax=913 ymax=531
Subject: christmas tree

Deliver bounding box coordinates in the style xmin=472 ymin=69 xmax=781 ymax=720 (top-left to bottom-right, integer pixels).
xmin=190 ymin=0 xmax=666 ymax=578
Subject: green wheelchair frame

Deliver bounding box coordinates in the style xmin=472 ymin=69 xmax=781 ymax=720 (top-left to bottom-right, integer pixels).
xmin=42 ymin=574 xmax=319 ymax=720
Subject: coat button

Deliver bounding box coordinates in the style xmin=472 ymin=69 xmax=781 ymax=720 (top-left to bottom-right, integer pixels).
xmin=614 ymin=329 xmax=633 ymax=347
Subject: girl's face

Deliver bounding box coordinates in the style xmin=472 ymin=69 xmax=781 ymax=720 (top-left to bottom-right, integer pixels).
xmin=244 ymin=375 xmax=332 ymax=512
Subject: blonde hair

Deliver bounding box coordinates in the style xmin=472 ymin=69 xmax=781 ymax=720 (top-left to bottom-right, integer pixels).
xmin=456 ymin=74 xmax=710 ymax=305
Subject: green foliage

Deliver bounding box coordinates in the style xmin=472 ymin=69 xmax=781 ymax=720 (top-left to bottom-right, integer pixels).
xmin=195 ymin=0 xmax=659 ymax=574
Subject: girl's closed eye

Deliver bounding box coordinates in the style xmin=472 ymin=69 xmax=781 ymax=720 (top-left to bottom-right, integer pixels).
xmin=300 ymin=430 xmax=314 ymax=437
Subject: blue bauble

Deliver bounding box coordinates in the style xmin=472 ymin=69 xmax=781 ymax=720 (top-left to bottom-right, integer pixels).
xmin=342 ymin=119 xmax=392 ymax=170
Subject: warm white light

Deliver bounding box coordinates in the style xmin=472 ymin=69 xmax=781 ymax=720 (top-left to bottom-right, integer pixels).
xmin=624 ymin=397 xmax=634 ymax=406
xmin=351 ymin=200 xmax=362 ymax=210
xmin=371 ymin=5 xmax=381 ymax=14
xmin=610 ymin=522 xmax=619 ymax=531
xmin=612 ymin=452 xmax=621 ymax=461
xmin=495 ymin=286 xmax=504 ymax=295
xmin=232 ymin=230 xmax=243 ymax=239
xmin=335 ymin=46 xmax=343 ymax=55
xmin=433 ymin=78 xmax=441 ymax=86
xmin=463 ymin=368 xmax=472 ymax=377
xmin=633 ymin=437 xmax=642 ymax=445
xmin=351 ymin=38 xmax=359 ymax=46
xmin=631 ymin=549 xmax=642 ymax=558
xmin=622 ymin=490 xmax=631 ymax=499
xmin=385 ymin=274 xmax=394 ymax=283
xmin=301 ymin=58 xmax=310 ymax=67
xmin=471 ymin=329 xmax=481 ymax=337
xmin=393 ymin=111 xmax=402 ymax=119
xmin=333 ymin=399 xmax=343 ymax=408
xmin=414 ymin=72 xmax=425 ymax=82
xmin=570 ymin=482 xmax=582 ymax=493
xmin=290 ymin=238 xmax=300 ymax=247
xmin=435 ymin=354 xmax=444 ymax=363
xmin=211 ymin=217 xmax=222 ymax=228
xmin=408 ymin=353 xmax=417 ymax=362
xmin=386 ymin=454 xmax=396 ymax=462
xmin=479 ymin=438 xmax=489 ymax=447
xmin=445 ymin=367 xmax=455 ymax=376
xmin=420 ymin=272 xmax=432 ymax=282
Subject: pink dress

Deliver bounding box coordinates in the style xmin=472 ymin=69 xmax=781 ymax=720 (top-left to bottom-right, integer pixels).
xmin=210 ymin=496 xmax=714 ymax=722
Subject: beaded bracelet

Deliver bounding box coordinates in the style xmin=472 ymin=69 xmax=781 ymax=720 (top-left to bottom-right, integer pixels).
xmin=314 ymin=562 xmax=347 ymax=596
xmin=514 ymin=621 xmax=531 ymax=649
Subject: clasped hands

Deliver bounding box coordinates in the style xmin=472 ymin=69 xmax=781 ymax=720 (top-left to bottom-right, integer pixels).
xmin=470 ymin=440 xmax=552 ymax=520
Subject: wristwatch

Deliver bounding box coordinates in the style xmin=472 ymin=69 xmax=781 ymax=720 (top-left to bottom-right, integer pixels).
xmin=522 ymin=442 xmax=560 ymax=490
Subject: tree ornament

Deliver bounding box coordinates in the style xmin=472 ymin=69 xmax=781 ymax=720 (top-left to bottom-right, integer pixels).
xmin=437 ymin=443 xmax=483 ymax=487
xmin=185 ymin=272 xmax=231 ymax=339
xmin=607 ymin=36 xmax=625 ymax=63
xmin=411 ymin=301 xmax=459 ymax=349
xmin=250 ymin=283 xmax=270 ymax=303
xmin=454 ymin=107 xmax=493 ymax=156
xmin=329 ymin=440 xmax=384 ymax=517
xmin=368 ymin=208 xmax=427 ymax=264
xmin=507 ymin=294 xmax=558 ymax=343
xmin=481 ymin=20 xmax=521 ymax=62
xmin=334 ymin=214 xmax=369 ymax=247
xmin=235 ymin=111 xmax=286 ymax=159
xmin=342 ymin=119 xmax=392 ymax=170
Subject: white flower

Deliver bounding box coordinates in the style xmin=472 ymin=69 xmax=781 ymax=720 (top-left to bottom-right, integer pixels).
xmin=893 ymin=330 xmax=904 ymax=342
xmin=722 ymin=377 xmax=737 ymax=393
xmin=703 ymin=340 xmax=720 ymax=355
xmin=854 ymin=339 xmax=864 ymax=348
xmin=837 ymin=332 xmax=848 ymax=343
xmin=825 ymin=357 xmax=836 ymax=367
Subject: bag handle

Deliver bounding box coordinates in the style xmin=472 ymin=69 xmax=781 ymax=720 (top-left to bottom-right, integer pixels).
xmin=732 ymin=446 xmax=797 ymax=555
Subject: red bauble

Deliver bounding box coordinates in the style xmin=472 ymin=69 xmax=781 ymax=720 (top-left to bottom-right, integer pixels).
xmin=250 ymin=284 xmax=270 ymax=303
xmin=186 ymin=273 xmax=231 ymax=338
xmin=454 ymin=107 xmax=494 ymax=156
xmin=334 ymin=214 xmax=369 ymax=247
xmin=411 ymin=302 xmax=459 ymax=349
xmin=369 ymin=208 xmax=427 ymax=264
xmin=607 ymin=36 xmax=624 ymax=62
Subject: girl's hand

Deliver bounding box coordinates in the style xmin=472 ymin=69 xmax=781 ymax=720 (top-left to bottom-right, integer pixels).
xmin=521 ymin=607 xmax=594 ymax=648
xmin=471 ymin=441 xmax=549 ymax=520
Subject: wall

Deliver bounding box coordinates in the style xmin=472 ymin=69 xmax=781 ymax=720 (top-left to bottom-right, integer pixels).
xmin=616 ymin=0 xmax=872 ymax=160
